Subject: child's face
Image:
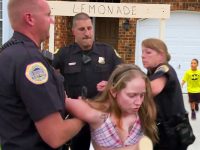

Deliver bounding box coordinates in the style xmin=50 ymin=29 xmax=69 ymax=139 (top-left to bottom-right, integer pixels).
xmin=116 ymin=76 xmax=146 ymax=115
xmin=191 ymin=60 xmax=198 ymax=70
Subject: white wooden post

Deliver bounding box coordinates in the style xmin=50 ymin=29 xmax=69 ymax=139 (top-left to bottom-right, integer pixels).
xmin=159 ymin=18 xmax=166 ymax=40
xmin=48 ymin=16 xmax=55 ymax=53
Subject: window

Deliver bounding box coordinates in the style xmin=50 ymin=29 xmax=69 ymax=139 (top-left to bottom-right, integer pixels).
xmin=1 ymin=0 xmax=13 ymax=45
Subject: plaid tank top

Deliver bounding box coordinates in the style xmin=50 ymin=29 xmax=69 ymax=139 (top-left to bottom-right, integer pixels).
xmin=91 ymin=114 xmax=143 ymax=149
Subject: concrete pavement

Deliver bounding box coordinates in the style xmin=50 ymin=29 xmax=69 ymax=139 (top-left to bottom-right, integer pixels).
xmin=183 ymin=94 xmax=200 ymax=150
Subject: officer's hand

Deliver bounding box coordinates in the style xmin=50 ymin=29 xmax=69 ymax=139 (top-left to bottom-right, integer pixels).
xmin=97 ymin=80 xmax=107 ymax=92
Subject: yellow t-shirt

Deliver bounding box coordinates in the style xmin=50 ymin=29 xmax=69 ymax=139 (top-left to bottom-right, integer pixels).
xmin=182 ymin=69 xmax=200 ymax=93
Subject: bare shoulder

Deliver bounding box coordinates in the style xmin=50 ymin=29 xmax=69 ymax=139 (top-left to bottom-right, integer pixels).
xmin=86 ymin=101 xmax=110 ymax=129
xmin=90 ymin=111 xmax=109 ymax=129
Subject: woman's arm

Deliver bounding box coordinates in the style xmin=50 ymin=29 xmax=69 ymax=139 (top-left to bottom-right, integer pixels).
xmin=150 ymin=76 xmax=167 ymax=96
xmin=65 ymin=98 xmax=102 ymax=125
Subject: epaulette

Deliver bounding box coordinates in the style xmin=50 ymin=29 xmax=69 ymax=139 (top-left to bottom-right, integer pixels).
xmin=0 ymin=38 xmax=23 ymax=52
xmin=54 ymin=48 xmax=59 ymax=54
xmin=114 ymin=49 xmax=121 ymax=58
xmin=155 ymin=65 xmax=169 ymax=74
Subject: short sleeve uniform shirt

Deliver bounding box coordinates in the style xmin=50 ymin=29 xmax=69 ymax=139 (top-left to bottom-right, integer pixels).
xmin=0 ymin=32 xmax=65 ymax=150
xmin=53 ymin=42 xmax=122 ymax=98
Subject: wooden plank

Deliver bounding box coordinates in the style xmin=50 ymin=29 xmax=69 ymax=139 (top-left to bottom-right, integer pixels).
xmin=159 ymin=19 xmax=166 ymax=40
xmin=48 ymin=16 xmax=55 ymax=53
xmin=48 ymin=1 xmax=170 ymax=19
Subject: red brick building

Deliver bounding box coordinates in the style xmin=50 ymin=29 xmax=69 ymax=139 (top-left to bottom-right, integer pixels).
xmin=45 ymin=0 xmax=200 ymax=64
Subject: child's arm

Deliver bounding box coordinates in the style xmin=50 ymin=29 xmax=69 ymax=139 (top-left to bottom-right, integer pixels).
xmin=65 ymin=98 xmax=102 ymax=126
xmin=181 ymin=80 xmax=185 ymax=88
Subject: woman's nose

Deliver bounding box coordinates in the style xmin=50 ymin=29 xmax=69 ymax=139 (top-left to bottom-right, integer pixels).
xmin=134 ymin=95 xmax=143 ymax=105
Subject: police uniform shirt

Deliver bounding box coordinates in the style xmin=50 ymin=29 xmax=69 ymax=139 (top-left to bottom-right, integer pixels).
xmin=0 ymin=32 xmax=65 ymax=150
xmin=53 ymin=42 xmax=122 ymax=99
xmin=147 ymin=63 xmax=186 ymax=121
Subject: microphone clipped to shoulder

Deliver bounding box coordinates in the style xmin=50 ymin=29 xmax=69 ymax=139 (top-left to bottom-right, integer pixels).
xmin=41 ymin=50 xmax=54 ymax=64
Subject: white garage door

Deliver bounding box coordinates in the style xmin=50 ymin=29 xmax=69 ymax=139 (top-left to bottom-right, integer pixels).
xmin=135 ymin=11 xmax=200 ymax=93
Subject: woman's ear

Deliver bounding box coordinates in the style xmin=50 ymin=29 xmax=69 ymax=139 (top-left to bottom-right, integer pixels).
xmin=110 ymin=88 xmax=117 ymax=98
xmin=160 ymin=51 xmax=165 ymax=60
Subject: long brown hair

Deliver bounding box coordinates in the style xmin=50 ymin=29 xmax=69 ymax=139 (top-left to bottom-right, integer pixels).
xmin=89 ymin=64 xmax=158 ymax=144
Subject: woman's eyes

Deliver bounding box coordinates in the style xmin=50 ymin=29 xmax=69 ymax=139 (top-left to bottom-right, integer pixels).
xmin=128 ymin=93 xmax=145 ymax=98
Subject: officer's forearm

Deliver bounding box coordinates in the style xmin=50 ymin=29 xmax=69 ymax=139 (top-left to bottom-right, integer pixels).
xmin=63 ymin=118 xmax=85 ymax=141
xmin=35 ymin=112 xmax=84 ymax=149
xmin=49 ymin=118 xmax=85 ymax=148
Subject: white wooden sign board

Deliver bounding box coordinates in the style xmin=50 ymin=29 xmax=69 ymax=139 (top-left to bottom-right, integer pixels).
xmin=47 ymin=1 xmax=170 ymax=53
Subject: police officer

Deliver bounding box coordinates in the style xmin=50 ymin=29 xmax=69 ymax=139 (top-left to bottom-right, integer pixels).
xmin=53 ymin=12 xmax=122 ymax=150
xmin=141 ymin=38 xmax=189 ymax=150
xmin=0 ymin=0 xmax=84 ymax=150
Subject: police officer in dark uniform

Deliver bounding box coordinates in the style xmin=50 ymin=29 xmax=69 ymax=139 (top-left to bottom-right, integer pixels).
xmin=141 ymin=38 xmax=192 ymax=150
xmin=0 ymin=0 xmax=84 ymax=150
xmin=53 ymin=12 xmax=122 ymax=150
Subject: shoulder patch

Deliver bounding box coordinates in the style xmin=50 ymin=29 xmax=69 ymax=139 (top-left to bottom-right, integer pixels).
xmin=114 ymin=49 xmax=121 ymax=58
xmin=25 ymin=62 xmax=48 ymax=85
xmin=155 ymin=65 xmax=169 ymax=74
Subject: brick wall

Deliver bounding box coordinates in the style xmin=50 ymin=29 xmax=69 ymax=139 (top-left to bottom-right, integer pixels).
xmin=46 ymin=0 xmax=200 ymax=63
xmin=43 ymin=16 xmax=71 ymax=51
xmin=118 ymin=18 xmax=136 ymax=63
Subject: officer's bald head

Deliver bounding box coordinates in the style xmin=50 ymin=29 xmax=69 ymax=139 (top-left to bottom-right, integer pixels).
xmin=8 ymin=0 xmax=45 ymax=28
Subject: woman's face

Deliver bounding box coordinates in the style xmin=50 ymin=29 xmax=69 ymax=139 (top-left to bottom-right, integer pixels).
xmin=142 ymin=46 xmax=163 ymax=69
xmin=115 ymin=76 xmax=146 ymax=115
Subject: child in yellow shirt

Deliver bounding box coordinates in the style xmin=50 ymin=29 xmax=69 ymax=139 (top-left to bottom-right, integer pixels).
xmin=182 ymin=59 xmax=200 ymax=119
